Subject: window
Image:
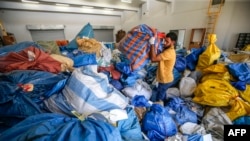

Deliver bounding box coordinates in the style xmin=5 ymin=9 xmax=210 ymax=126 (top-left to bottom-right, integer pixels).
xmin=212 ymin=0 xmax=225 ymax=5
xmin=26 ymin=24 xmax=65 ymax=41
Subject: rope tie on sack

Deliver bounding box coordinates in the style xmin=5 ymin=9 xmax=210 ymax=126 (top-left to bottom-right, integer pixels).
xmin=228 ymin=95 xmax=240 ymax=106
xmin=71 ymin=111 xmax=85 ymax=121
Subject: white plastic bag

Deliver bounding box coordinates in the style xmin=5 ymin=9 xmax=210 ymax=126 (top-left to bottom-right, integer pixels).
xmin=122 ymin=79 xmax=152 ymax=100
xmin=179 ymin=76 xmax=197 ymax=97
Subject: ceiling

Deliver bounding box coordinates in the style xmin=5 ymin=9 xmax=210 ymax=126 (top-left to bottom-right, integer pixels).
xmin=0 ymin=0 xmax=147 ymax=12
xmin=77 ymin=0 xmax=146 ymax=7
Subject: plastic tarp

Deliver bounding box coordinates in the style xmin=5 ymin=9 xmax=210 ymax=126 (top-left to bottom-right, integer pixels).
xmin=201 ymin=107 xmax=232 ymax=141
xmin=98 ymin=65 xmax=121 ymax=80
xmin=231 ymin=81 xmax=246 ymax=91
xmin=0 ymin=41 xmax=44 ymax=57
xmin=0 ymin=70 xmax=68 ymax=104
xmin=97 ymin=43 xmax=112 ymax=67
xmin=233 ymin=116 xmax=250 ymax=125
xmin=122 ymin=79 xmax=152 ymax=100
xmin=166 ymin=97 xmax=198 ymax=125
xmin=36 ymin=40 xmax=61 ymax=54
xmin=120 ymin=72 xmax=140 ymax=87
xmin=56 ymin=65 xmax=128 ymax=116
xmin=185 ymin=46 xmax=206 ymax=71
xmin=179 ymin=76 xmax=197 ymax=97
xmin=238 ymin=85 xmax=250 ymax=103
xmin=0 ymin=113 xmax=123 ymax=141
xmin=67 ymin=23 xmax=94 ymax=49
xmin=142 ymin=104 xmax=177 ymax=141
xmin=196 ymin=34 xmax=221 ymax=71
xmin=117 ymin=106 xmax=144 ymax=141
xmin=72 ymin=53 xmax=97 ymax=67
xmin=174 ymin=55 xmax=186 ymax=73
xmin=193 ymin=79 xmax=250 ymax=121
xmin=0 ymin=93 xmax=42 ymax=132
xmin=115 ymin=62 xmax=132 ymax=75
xmin=131 ymin=95 xmax=151 ymax=107
xmin=118 ymin=24 xmax=163 ymax=71
xmin=110 ymin=79 xmax=124 ymax=91
xmin=227 ymin=63 xmax=250 ymax=84
xmin=0 ymin=70 xmax=68 ymax=131
xmin=0 ymin=46 xmax=62 ymax=73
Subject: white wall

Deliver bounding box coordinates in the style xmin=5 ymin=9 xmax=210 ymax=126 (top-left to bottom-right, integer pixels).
xmin=0 ymin=0 xmax=249 ymax=51
xmin=219 ymin=1 xmax=250 ymax=51
xmin=0 ymin=10 xmax=122 ymax=42
xmin=122 ymin=0 xmax=250 ymax=51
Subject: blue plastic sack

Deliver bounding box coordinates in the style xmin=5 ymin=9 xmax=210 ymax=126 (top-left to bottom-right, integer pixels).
xmin=0 ymin=70 xmax=68 ymax=130
xmin=115 ymin=62 xmax=132 ymax=75
xmin=186 ymin=46 xmax=206 ymax=71
xmin=144 ymin=64 xmax=157 ymax=84
xmin=142 ymin=104 xmax=177 ymax=140
xmin=44 ymin=79 xmax=68 ymax=98
xmin=233 ymin=116 xmax=250 ymax=125
xmin=227 ymin=63 xmax=250 ymax=84
xmin=147 ymin=130 xmax=166 ymax=141
xmin=131 ymin=95 xmax=151 ymax=107
xmin=170 ymin=68 xmax=182 ymax=87
xmin=0 ymin=113 xmax=122 ymax=141
xmin=73 ymin=53 xmax=97 ymax=67
xmin=110 ymin=79 xmax=123 ymax=91
xmin=187 ymin=133 xmax=203 ymax=141
xmin=0 ymin=70 xmax=68 ymax=104
xmin=0 ymin=93 xmax=42 ymax=132
xmin=166 ymin=97 xmax=198 ymax=125
xmin=67 ymin=23 xmax=94 ymax=49
xmin=231 ymin=81 xmax=246 ymax=91
xmin=175 ymin=106 xmax=198 ymax=125
xmin=174 ymin=55 xmax=186 ymax=72
xmin=117 ymin=107 xmax=144 ymax=141
xmin=120 ymin=73 xmax=139 ymax=87
xmin=0 ymin=41 xmax=44 ymax=57
xmin=64 ymin=50 xmax=97 ymax=67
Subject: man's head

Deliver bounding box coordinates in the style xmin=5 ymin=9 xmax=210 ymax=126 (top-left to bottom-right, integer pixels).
xmin=164 ymin=32 xmax=177 ymax=48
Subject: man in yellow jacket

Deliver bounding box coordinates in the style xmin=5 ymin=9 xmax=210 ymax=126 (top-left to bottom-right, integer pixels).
xmin=149 ymin=32 xmax=177 ymax=101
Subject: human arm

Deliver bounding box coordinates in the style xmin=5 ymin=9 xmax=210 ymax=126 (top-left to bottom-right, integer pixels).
xmin=149 ymin=37 xmax=162 ymax=62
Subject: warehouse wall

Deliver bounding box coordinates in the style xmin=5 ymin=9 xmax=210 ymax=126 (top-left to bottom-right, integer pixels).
xmin=0 ymin=0 xmax=249 ymax=51
xmin=122 ymin=0 xmax=250 ymax=51
xmin=0 ymin=10 xmax=122 ymax=43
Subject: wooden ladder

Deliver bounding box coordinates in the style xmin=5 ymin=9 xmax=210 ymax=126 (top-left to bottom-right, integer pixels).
xmin=204 ymin=0 xmax=224 ymax=46
xmin=0 ymin=20 xmax=17 ymax=45
xmin=0 ymin=20 xmax=7 ymax=36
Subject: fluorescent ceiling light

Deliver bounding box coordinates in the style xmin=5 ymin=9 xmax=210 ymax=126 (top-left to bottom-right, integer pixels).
xmin=55 ymin=3 xmax=70 ymax=7
xmin=103 ymin=8 xmax=114 ymax=11
xmin=82 ymin=6 xmax=94 ymax=9
xmin=156 ymin=0 xmax=173 ymax=3
xmin=21 ymin=0 xmax=39 ymax=4
xmin=121 ymin=0 xmax=132 ymax=3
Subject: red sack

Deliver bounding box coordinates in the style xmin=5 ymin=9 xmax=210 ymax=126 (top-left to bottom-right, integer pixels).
xmin=0 ymin=46 xmax=62 ymax=73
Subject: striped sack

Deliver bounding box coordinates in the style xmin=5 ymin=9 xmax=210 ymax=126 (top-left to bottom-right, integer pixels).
xmin=119 ymin=24 xmax=164 ymax=71
xmin=62 ymin=65 xmax=129 ymax=116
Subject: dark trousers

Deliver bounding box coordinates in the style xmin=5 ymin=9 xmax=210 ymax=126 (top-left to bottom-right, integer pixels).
xmin=151 ymin=82 xmax=173 ymax=102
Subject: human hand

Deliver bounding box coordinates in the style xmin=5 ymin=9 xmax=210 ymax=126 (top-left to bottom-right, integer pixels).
xmin=149 ymin=37 xmax=155 ymax=45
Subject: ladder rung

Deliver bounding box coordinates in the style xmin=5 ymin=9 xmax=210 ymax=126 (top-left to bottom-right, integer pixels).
xmin=208 ymin=15 xmax=218 ymax=17
xmin=208 ymin=13 xmax=220 ymax=16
